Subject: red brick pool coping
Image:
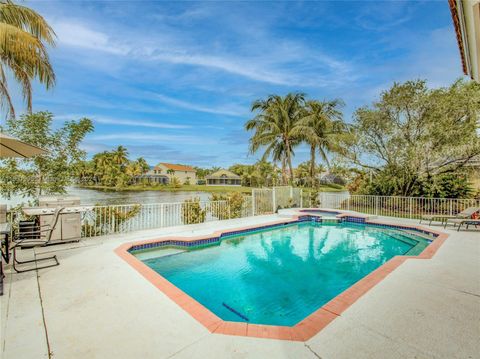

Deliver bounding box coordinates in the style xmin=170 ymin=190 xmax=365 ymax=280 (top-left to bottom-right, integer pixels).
xmin=115 ymin=213 xmax=448 ymax=341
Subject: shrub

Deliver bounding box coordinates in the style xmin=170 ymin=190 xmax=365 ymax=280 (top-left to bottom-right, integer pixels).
xmin=82 ymin=204 xmax=140 ymax=237
xmin=182 ymin=197 xmax=206 ymax=224
xmin=211 ymin=192 xmax=246 ymax=219
xmin=170 ymin=176 xmax=182 ymax=188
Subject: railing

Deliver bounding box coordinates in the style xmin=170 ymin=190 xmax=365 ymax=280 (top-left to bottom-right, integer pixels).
xmin=81 ymin=200 xmax=235 ymax=238
xmin=7 ymin=186 xmax=303 ymax=239
xmin=251 ymin=186 xmax=303 ymax=215
xmin=320 ymin=193 xmax=480 ymax=220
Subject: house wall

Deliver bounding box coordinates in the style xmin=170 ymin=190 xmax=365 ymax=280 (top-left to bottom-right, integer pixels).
xmin=154 ymin=164 xmax=197 ymax=184
xmin=206 ymin=178 xmax=241 ymax=186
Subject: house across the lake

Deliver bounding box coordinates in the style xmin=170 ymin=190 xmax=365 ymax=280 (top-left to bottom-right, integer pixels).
xmin=206 ymin=169 xmax=241 ymax=186
xmin=154 ymin=163 xmax=197 ymax=184
xmin=139 ymin=163 xmax=197 ymax=184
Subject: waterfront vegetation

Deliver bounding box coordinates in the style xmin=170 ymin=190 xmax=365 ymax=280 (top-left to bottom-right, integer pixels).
xmin=0 ymin=112 xmax=93 ymax=199
xmin=0 ymin=1 xmax=478 ymax=202
xmin=1 ymin=80 xmax=479 ymax=201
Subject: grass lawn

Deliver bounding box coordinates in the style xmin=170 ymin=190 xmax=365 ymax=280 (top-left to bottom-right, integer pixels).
xmin=79 ymin=184 xmax=346 ymax=194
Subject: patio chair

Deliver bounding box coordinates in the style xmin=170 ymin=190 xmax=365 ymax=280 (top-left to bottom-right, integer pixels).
xmin=444 ymin=218 xmax=480 ymax=231
xmin=10 ymin=207 xmax=63 ymax=273
xmin=419 ymin=207 xmax=480 ymax=225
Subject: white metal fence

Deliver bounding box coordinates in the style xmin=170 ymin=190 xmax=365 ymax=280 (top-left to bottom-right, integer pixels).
xmin=320 ymin=193 xmax=480 ymax=220
xmin=81 ymin=200 xmax=232 ymax=237
xmin=252 ymin=186 xmax=303 ymax=215
xmin=80 ymin=186 xmax=302 ymax=237
xmin=8 ymin=186 xmax=304 ymax=239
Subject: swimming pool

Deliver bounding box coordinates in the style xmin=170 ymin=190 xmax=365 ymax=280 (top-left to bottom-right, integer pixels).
xmin=132 ymin=221 xmax=430 ymax=326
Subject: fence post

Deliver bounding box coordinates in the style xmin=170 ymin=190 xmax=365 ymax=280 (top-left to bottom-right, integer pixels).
xmin=160 ymin=203 xmax=164 ymax=227
xmin=252 ymin=190 xmax=256 ymax=216
xmin=272 ymin=187 xmax=276 ymax=213
xmin=300 ymin=188 xmax=303 ymax=208
xmin=228 ymin=200 xmax=231 ymax=219
xmin=409 ymin=197 xmax=413 ymax=219
xmin=110 ymin=210 xmax=116 ymax=234
xmin=375 ymin=196 xmax=379 ymax=216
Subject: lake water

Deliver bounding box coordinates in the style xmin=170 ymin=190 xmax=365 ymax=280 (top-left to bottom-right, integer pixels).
xmin=1 ymin=186 xmax=212 ymax=207
xmin=1 ymin=187 xmax=348 ymax=208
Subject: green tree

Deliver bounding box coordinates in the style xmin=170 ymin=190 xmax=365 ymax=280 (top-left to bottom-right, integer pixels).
xmin=298 ymin=99 xmax=345 ymax=186
xmin=294 ymin=161 xmax=314 ymax=187
xmin=246 ymin=93 xmax=305 ymax=185
xmin=0 ymin=1 xmax=56 ymax=118
xmin=0 ymin=111 xmax=93 ymax=198
xmin=342 ymin=79 xmax=480 ymax=197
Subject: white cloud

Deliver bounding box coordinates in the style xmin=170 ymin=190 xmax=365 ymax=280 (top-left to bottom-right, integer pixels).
xmin=54 ymin=21 xmax=129 ymax=55
xmin=52 ymin=19 xmax=355 ymax=87
xmin=54 ymin=114 xmax=190 ymax=129
xmin=93 ymin=117 xmax=190 ymax=129
xmin=151 ymin=93 xmax=246 ymax=116
xmin=89 ymin=132 xmax=215 ymax=145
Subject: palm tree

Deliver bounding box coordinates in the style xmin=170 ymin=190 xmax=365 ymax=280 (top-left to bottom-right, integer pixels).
xmin=136 ymin=157 xmax=150 ymax=174
xmin=298 ymin=99 xmax=345 ymax=187
xmin=0 ymin=0 xmax=56 ymax=118
xmin=112 ymin=146 xmax=128 ymax=167
xmin=246 ymin=93 xmax=305 ymax=185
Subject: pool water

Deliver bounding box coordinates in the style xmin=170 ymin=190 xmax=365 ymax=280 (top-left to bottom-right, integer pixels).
xmin=138 ymin=222 xmax=428 ymax=326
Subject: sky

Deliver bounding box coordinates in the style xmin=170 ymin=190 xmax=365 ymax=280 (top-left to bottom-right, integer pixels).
xmin=8 ymin=0 xmax=466 ymax=167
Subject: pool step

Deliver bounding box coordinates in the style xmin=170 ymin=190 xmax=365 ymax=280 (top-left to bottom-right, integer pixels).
xmin=391 ymin=229 xmax=435 ymax=241
xmin=387 ymin=233 xmax=420 ymax=246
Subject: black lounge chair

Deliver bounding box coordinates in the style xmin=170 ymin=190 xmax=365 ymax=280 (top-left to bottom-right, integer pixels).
xmin=419 ymin=206 xmax=480 ymax=225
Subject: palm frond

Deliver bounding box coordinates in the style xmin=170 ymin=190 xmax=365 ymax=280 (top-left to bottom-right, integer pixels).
xmin=0 ymin=1 xmax=56 ymax=45
xmin=0 ymin=63 xmax=14 ymax=117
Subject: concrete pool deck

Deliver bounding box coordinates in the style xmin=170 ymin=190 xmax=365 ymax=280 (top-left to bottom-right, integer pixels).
xmin=1 ymin=213 xmax=479 ymax=358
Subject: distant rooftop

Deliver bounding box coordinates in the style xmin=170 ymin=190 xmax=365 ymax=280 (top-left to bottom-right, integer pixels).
xmin=156 ymin=163 xmax=196 ymax=172
xmin=206 ymin=169 xmax=240 ymax=179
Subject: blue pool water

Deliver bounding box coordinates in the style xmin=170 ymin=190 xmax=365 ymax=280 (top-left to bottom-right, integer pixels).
xmin=138 ymin=222 xmax=428 ymax=326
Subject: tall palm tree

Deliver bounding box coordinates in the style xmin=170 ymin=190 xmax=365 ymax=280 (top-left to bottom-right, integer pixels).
xmin=0 ymin=0 xmax=56 ymax=118
xmin=298 ymin=99 xmax=345 ymax=187
xmin=246 ymin=93 xmax=305 ymax=184
xmin=112 ymin=146 xmax=128 ymax=167
xmin=136 ymin=157 xmax=150 ymax=174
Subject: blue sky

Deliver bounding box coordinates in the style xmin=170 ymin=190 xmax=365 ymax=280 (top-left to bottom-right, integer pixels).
xmin=10 ymin=0 xmax=465 ymax=167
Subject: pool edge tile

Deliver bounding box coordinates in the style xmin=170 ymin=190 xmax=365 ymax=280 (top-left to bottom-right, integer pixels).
xmin=114 ymin=212 xmax=449 ymax=342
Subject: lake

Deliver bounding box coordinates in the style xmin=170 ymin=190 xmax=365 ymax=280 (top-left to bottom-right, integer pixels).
xmin=1 ymin=186 xmax=213 ymax=207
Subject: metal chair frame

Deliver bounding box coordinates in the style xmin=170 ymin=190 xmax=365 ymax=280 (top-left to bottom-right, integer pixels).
xmin=10 ymin=207 xmax=64 ymax=273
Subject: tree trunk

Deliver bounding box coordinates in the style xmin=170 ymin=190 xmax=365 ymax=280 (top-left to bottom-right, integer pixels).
xmin=281 ymin=156 xmax=287 ymax=185
xmin=310 ymin=144 xmax=316 ymax=188
xmin=38 ymin=169 xmax=43 ymax=196
xmin=285 ymin=138 xmax=294 ymax=184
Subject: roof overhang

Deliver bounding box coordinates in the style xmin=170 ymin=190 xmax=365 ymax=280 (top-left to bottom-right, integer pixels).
xmin=449 ymin=0 xmax=480 ymax=82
